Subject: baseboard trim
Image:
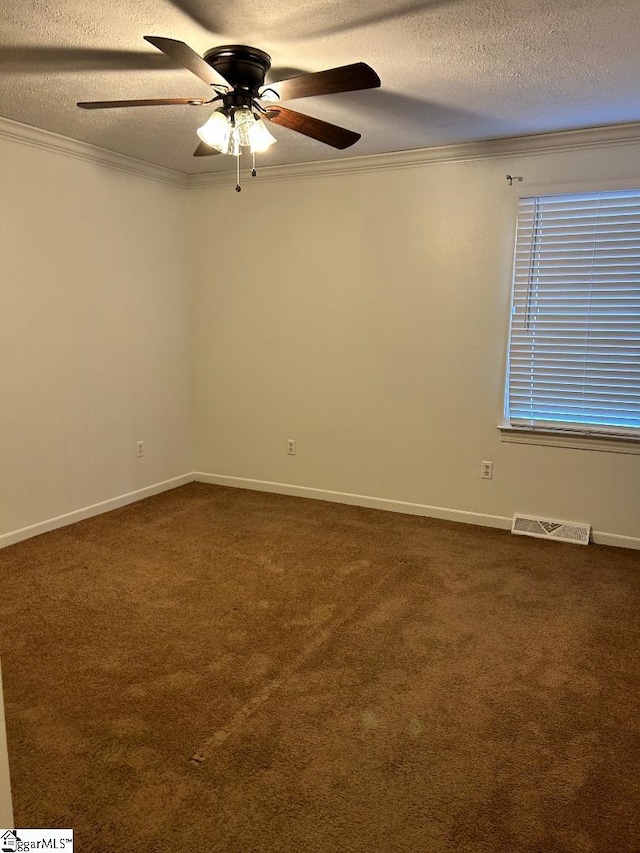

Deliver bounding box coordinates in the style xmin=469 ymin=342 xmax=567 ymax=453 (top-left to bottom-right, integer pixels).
xmin=194 ymin=473 xmax=640 ymax=551
xmin=193 ymin=472 xmax=512 ymax=530
xmin=4 ymin=472 xmax=638 ymax=552
xmin=0 ymin=474 xmax=193 ymax=550
xmin=590 ymin=531 xmax=640 ymax=550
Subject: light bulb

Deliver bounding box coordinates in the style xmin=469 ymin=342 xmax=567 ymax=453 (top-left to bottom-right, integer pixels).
xmin=248 ymin=119 xmax=277 ymax=153
xmin=196 ymin=111 xmax=231 ymax=152
xmin=230 ymin=133 xmax=241 ymax=157
xmin=233 ymin=108 xmax=256 ymax=147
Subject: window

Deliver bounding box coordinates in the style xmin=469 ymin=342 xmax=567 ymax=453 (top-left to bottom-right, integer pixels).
xmin=503 ymin=188 xmax=640 ymax=441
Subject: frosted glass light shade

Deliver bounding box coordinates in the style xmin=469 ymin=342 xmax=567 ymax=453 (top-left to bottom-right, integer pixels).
xmin=196 ymin=111 xmax=231 ymax=151
xmin=196 ymin=108 xmax=276 ymax=158
xmin=248 ymin=119 xmax=277 ymax=153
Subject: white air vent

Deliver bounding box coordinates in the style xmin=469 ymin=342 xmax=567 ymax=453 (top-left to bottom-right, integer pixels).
xmin=512 ymin=514 xmax=590 ymax=545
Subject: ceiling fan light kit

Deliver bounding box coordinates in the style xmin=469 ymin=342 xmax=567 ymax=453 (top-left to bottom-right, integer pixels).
xmin=77 ymin=36 xmax=381 ymax=192
xmin=196 ymin=108 xmax=277 ymax=155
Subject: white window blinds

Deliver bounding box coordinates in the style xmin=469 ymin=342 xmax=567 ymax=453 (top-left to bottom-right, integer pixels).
xmin=505 ymin=189 xmax=640 ymax=436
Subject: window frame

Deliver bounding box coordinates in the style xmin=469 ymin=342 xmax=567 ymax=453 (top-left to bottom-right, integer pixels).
xmin=499 ymin=178 xmax=640 ymax=454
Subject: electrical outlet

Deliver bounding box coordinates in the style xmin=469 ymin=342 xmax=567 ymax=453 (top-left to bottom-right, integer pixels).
xmin=286 ymin=439 xmax=296 ymax=455
xmin=136 ymin=441 xmax=144 ymax=458
xmin=481 ymin=461 xmax=493 ymax=479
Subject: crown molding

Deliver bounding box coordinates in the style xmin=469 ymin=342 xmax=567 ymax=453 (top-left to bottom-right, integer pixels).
xmin=3 ymin=114 xmax=640 ymax=191
xmin=188 ymin=121 xmax=640 ymax=188
xmin=0 ymin=115 xmax=189 ymax=189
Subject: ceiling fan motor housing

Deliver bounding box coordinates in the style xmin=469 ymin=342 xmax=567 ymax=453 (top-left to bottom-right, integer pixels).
xmin=204 ymin=45 xmax=272 ymax=101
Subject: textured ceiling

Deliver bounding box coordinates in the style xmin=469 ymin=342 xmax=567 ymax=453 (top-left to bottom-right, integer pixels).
xmin=2 ymin=0 xmax=640 ymax=175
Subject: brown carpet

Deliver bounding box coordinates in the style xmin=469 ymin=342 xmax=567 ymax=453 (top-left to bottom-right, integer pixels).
xmin=0 ymin=482 xmax=638 ymax=852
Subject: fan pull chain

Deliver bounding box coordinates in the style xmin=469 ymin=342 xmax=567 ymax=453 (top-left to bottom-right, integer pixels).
xmin=251 ymin=152 xmax=257 ymax=178
xmin=235 ymin=152 xmax=241 ymax=192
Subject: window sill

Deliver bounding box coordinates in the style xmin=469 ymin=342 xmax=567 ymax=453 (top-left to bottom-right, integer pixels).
xmin=498 ymin=425 xmax=640 ymax=454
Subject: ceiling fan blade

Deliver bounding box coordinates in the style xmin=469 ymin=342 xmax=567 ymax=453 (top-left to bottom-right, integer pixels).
xmin=264 ymin=63 xmax=380 ymax=102
xmin=144 ymin=36 xmax=230 ymax=89
xmin=263 ymin=106 xmax=361 ymax=149
xmin=78 ymin=98 xmax=209 ymax=110
xmin=193 ymin=141 xmax=221 ymax=157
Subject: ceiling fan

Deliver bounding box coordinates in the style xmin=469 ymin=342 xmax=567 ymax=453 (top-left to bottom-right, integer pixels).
xmin=78 ymin=37 xmax=381 ymax=189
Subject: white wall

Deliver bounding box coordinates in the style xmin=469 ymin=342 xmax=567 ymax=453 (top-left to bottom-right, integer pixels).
xmin=1 ymin=126 xmax=638 ymax=547
xmin=0 ymin=137 xmax=193 ymax=540
xmin=190 ymin=141 xmax=640 ymax=544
